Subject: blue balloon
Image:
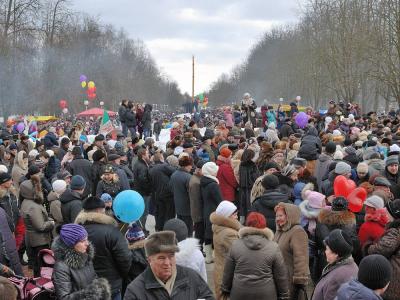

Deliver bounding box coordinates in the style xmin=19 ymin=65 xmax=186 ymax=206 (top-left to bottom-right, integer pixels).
xmin=113 ymin=190 xmax=145 ymax=223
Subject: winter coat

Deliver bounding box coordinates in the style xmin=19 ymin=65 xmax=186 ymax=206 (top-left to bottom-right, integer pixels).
xmin=125 ymin=110 xmax=137 ymax=128
xmin=0 ymin=186 xmax=20 ymax=233
xmin=141 ymin=104 xmax=152 ymax=129
xmin=0 ymin=207 xmax=23 ymax=276
xmin=149 ymin=163 xmax=175 ymax=204
xmin=298 ymin=127 xmax=322 ymax=161
xmin=60 ymin=189 xmax=83 ymax=224
xmin=252 ymin=190 xmax=289 ymax=232
xmin=250 ymin=174 xmax=265 ymax=203
xmin=52 ymin=237 xmax=111 ymax=300
xmin=314 ymin=153 xmax=333 ymax=190
xmin=189 ymin=174 xmax=203 ymax=223
xmin=336 ymin=279 xmax=383 ymax=300
xmin=239 ymin=161 xmax=259 ymax=216
xmin=11 ymin=151 xmax=28 ymax=192
xmin=221 ymin=226 xmax=290 ymax=300
xmin=279 ymin=123 xmax=294 ymax=139
xmin=176 ymin=238 xmax=207 ymax=282
xmin=201 ymin=176 xmax=223 ymax=240
xmin=96 ymin=176 xmax=123 ymax=198
xmin=216 ymin=156 xmax=237 ymax=201
xmin=312 ymin=257 xmax=358 ymax=300
xmin=20 ymin=177 xmax=54 ymax=247
xmin=43 ymin=132 xmax=59 ymax=149
xmin=45 ymin=156 xmax=61 ymax=180
xmin=124 ymin=265 xmax=214 ymax=300
xmin=66 ymin=157 xmax=93 ymax=197
xmin=48 ymin=191 xmax=63 ymax=231
xmin=273 ymin=203 xmax=310 ymax=298
xmin=126 ymin=240 xmax=148 ymax=284
xmin=367 ymin=219 xmax=400 ymax=300
xmin=276 ymin=173 xmax=296 ymax=201
xmin=75 ymin=211 xmax=132 ymax=295
xmin=170 ymin=167 xmax=192 ymax=216
xmin=132 ymin=159 xmax=152 ymax=196
xmin=384 ymin=169 xmax=400 ymax=199
xmin=210 ymin=212 xmax=241 ymax=300
xmin=321 ymin=171 xmax=338 ymax=197
xmin=91 ymin=160 xmax=106 ymax=195
xmin=153 ymin=121 xmax=162 ymax=134
xmin=118 ymin=104 xmax=127 ymax=123
xmin=315 ymin=209 xmax=360 ymax=279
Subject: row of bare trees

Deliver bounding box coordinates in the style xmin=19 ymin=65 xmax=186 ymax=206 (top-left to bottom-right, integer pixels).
xmin=0 ymin=0 xmax=186 ymax=117
xmin=208 ymin=0 xmax=400 ymax=111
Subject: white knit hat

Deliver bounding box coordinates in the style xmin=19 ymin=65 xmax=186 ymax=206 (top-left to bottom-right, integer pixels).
xmin=216 ymin=200 xmax=237 ymax=218
xmin=52 ymin=180 xmax=67 ymax=195
xmin=333 ymin=151 xmax=344 ymax=160
xmin=0 ymin=165 xmax=8 ymax=173
xmin=202 ymin=162 xmax=219 ymax=177
xmin=365 ymin=195 xmax=384 ymax=209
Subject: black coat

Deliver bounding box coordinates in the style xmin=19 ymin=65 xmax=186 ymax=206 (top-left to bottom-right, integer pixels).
xmin=125 ymin=110 xmax=137 ymax=128
xmin=200 ymin=176 xmax=223 ymax=240
xmin=252 ymin=190 xmax=289 ymax=232
xmin=239 ymin=161 xmax=259 ymax=216
xmin=298 ymin=127 xmax=322 ymax=161
xmin=132 ymin=159 xmax=152 ymax=196
xmin=141 ymin=104 xmax=152 ymax=129
xmin=124 ymin=265 xmax=214 ymax=300
xmin=118 ymin=104 xmax=127 ymax=123
xmin=0 ymin=188 xmax=19 ymax=233
xmin=52 ymin=237 xmax=111 ymax=300
xmin=91 ymin=160 xmax=106 ymax=195
xmin=66 ymin=157 xmax=93 ymax=197
xmin=43 ymin=132 xmax=59 ymax=149
xmin=170 ymin=168 xmax=192 ymax=216
xmin=60 ymin=189 xmax=83 ymax=224
xmin=75 ymin=211 xmax=132 ymax=295
xmin=149 ymin=163 xmax=175 ymax=202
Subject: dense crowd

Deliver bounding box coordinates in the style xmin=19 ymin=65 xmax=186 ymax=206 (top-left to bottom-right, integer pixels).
xmin=0 ymin=93 xmax=399 ymax=300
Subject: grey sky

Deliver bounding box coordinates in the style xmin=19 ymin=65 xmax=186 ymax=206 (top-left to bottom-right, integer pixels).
xmin=71 ymin=1 xmax=303 ymax=94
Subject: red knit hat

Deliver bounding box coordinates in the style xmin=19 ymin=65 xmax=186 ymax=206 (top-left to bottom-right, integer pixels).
xmin=220 ymin=147 xmax=232 ymax=158
xmin=246 ymin=212 xmax=266 ymax=229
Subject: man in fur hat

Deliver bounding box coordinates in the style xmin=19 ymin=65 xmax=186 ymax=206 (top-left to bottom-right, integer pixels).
xmin=124 ymin=231 xmax=214 ymax=300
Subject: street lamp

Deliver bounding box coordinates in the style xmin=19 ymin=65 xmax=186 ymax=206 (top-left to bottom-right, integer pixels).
xmin=84 ymin=100 xmax=89 ymax=110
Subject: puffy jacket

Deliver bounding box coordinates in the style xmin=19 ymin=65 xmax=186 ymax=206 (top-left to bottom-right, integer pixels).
xmin=201 ymin=176 xmax=223 ymax=240
xmin=66 ymin=157 xmax=92 ymax=197
xmin=252 ymin=190 xmax=289 ymax=232
xmin=149 ymin=163 xmax=175 ymax=203
xmin=118 ymin=104 xmax=127 ymax=123
xmin=216 ymin=156 xmax=237 ymax=201
xmin=222 ymin=227 xmax=289 ymax=300
xmin=125 ymin=110 xmax=137 ymax=128
xmin=132 ymin=159 xmax=152 ymax=196
xmin=75 ymin=211 xmax=132 ymax=295
xmin=43 ymin=132 xmax=59 ymax=149
xmin=170 ymin=168 xmax=192 ymax=216
xmin=124 ymin=265 xmax=214 ymax=300
xmin=52 ymin=237 xmax=111 ymax=300
xmin=60 ymin=189 xmax=83 ymax=224
xmin=45 ymin=156 xmax=61 ymax=180
xmin=298 ymin=127 xmax=322 ymax=161
xmin=336 ymin=279 xmax=383 ymax=300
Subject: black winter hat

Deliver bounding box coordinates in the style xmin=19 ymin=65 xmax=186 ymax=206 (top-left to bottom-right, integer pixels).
xmin=324 ymin=229 xmax=353 ymax=258
xmin=95 ymin=134 xmax=105 ymax=141
xmin=261 ymin=174 xmax=280 ymax=190
xmin=27 ymin=165 xmax=40 ymax=178
xmin=358 ymin=254 xmax=392 ymax=290
xmin=71 ymin=146 xmax=82 ymax=156
xmin=0 ymin=172 xmax=12 ymax=185
xmin=83 ymin=196 xmax=105 ymax=211
xmin=92 ymin=150 xmax=105 ymax=162
xmin=263 ymin=161 xmax=280 ymax=172
xmin=61 ymin=137 xmax=70 ymax=145
xmin=325 ymin=142 xmax=337 ymax=154
xmin=387 ymin=199 xmax=400 ymax=219
xmin=331 ymin=197 xmax=348 ymax=211
xmin=163 ymin=218 xmax=188 ymax=242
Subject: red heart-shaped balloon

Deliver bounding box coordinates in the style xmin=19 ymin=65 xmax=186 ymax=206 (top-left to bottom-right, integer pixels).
xmin=334 ymin=175 xmax=356 ymax=198
xmin=347 ymin=187 xmax=367 ymax=213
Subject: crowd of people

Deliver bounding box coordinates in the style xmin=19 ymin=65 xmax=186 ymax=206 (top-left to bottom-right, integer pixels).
xmin=0 ymin=94 xmax=399 ymax=299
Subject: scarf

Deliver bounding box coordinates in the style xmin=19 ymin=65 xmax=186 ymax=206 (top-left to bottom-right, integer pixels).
xmin=155 ymin=266 xmax=177 ymax=295
xmin=204 ymin=174 xmax=219 ymax=184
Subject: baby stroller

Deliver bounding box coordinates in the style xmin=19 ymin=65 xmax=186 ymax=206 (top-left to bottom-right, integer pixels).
xmin=9 ymin=249 xmax=56 ymax=300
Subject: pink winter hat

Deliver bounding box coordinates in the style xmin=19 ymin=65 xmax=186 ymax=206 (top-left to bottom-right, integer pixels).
xmin=304 ymin=190 xmax=326 ymax=209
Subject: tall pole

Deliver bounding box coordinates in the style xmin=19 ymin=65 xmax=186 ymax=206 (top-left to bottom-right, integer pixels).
xmin=192 ymin=55 xmax=195 ymax=112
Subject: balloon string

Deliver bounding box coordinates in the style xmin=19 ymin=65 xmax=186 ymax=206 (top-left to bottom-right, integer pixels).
xmin=120 ymin=223 xmax=126 ymax=232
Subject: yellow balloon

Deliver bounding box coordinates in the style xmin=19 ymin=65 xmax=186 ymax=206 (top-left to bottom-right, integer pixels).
xmin=88 ymin=81 xmax=95 ymax=88
xmin=81 ymin=81 xmax=87 ymax=88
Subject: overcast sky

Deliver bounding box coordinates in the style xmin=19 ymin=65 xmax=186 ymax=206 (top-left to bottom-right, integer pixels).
xmin=71 ymin=1 xmax=303 ymax=95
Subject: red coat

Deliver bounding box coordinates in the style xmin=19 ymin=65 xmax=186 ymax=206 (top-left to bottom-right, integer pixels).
xmin=216 ymin=156 xmax=238 ymax=201
xmin=358 ymin=221 xmax=386 ymax=247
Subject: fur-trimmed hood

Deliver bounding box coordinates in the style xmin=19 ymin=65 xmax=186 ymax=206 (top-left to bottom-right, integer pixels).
xmin=75 ymin=211 xmax=118 ymax=227
xmin=238 ymin=226 xmax=274 ymax=250
xmin=210 ymin=212 xmax=241 ymax=233
xmin=16 ymin=151 xmax=28 ymax=170
xmin=275 ymin=202 xmax=301 ymax=231
xmin=19 ymin=175 xmax=44 ymax=203
xmin=52 ymin=236 xmax=94 ymax=269
xmin=176 ymin=238 xmax=201 ymax=261
xmin=128 ymin=238 xmax=145 ymax=250
xmin=0 ymin=185 xmax=17 ymax=198
xmin=318 ymin=208 xmax=356 ymax=226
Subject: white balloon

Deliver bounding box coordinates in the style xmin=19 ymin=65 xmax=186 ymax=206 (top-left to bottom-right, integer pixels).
xmin=296 ymin=96 xmax=301 ymax=101
xmin=62 ymin=108 xmax=68 ymax=114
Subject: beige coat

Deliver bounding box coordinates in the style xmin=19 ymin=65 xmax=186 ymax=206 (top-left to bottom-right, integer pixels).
xmin=273 ymin=202 xmax=309 ymax=299
xmin=11 ymin=151 xmax=28 ymax=192
xmin=211 ymin=212 xmax=241 ymax=300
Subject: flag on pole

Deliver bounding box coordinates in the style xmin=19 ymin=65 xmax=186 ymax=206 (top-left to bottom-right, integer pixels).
xmin=99 ymin=109 xmax=114 ymax=135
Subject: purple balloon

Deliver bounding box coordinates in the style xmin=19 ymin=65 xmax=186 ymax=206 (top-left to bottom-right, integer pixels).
xmin=79 ymin=74 xmax=87 ymax=82
xmin=295 ymin=112 xmax=309 ymax=128
xmin=16 ymin=122 xmax=25 ymax=133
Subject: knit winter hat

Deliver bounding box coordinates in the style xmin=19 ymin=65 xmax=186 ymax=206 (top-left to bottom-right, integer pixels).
xmin=220 ymin=147 xmax=232 ymax=158
xmin=333 ymin=151 xmax=344 ymax=160
xmin=358 ymin=254 xmax=392 ymax=290
xmin=100 ymin=193 xmax=113 ymax=202
xmin=345 ymin=147 xmax=356 ymax=156
xmin=324 ymin=229 xmax=353 ymax=258
xmin=83 ymin=196 xmax=105 ymax=210
xmin=246 ymin=212 xmax=266 ymax=229
xmin=60 ymin=224 xmax=88 ymax=248
xmin=332 ymin=197 xmax=348 ymax=211
xmin=202 ymin=162 xmax=219 ymax=177
xmin=70 ymin=175 xmax=86 ymax=190
xmin=261 ymin=174 xmax=280 ymax=190
xmin=52 ymin=180 xmax=67 ymax=195
xmin=163 ymin=218 xmax=188 ymax=242
xmin=304 ymin=190 xmax=326 ymax=209
xmin=364 ymin=195 xmax=385 ymax=209
xmin=335 ymin=162 xmax=351 ymax=175
xmin=387 ymin=199 xmax=400 ymax=219
xmin=216 ymin=200 xmax=237 ymax=218
xmin=71 ymin=146 xmax=82 ymax=156
xmin=125 ymin=223 xmax=146 ymax=243
xmin=386 ymin=155 xmax=399 ymax=167
xmin=325 ymin=142 xmax=337 ymax=154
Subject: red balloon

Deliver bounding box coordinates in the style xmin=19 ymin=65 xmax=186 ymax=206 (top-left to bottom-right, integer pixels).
xmin=347 ymin=187 xmax=367 ymax=212
xmin=334 ymin=175 xmax=356 ymax=198
xmin=59 ymin=99 xmax=67 ymax=109
xmin=87 ymin=87 xmax=95 ymax=94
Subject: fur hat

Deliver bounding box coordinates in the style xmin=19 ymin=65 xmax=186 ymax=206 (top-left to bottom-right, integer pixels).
xmin=92 ymin=150 xmax=105 ymax=162
xmin=144 ymin=231 xmax=179 ymax=257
